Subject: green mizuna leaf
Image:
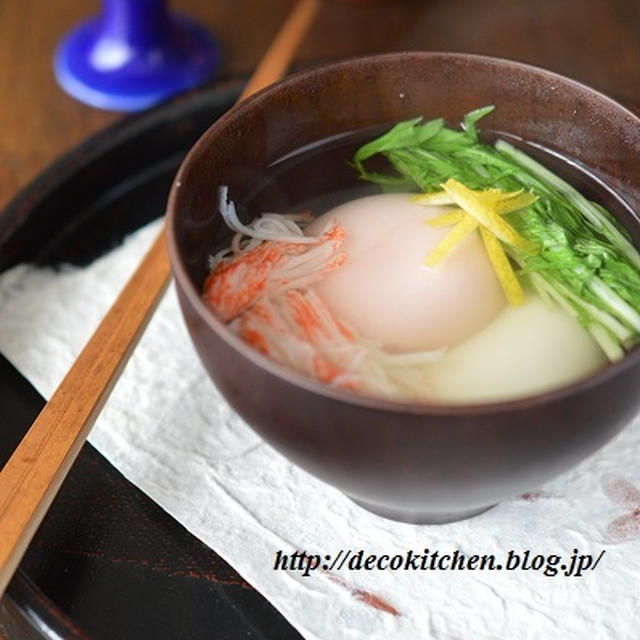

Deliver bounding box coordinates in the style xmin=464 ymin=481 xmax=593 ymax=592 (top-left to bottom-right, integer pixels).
xmin=352 ymin=107 xmax=640 ymax=361
xmin=462 ymin=105 xmax=496 ymax=142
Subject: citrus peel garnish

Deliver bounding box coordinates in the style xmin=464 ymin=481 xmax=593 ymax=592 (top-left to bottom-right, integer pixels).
xmin=423 ymin=215 xmax=478 ymax=267
xmin=419 ymin=178 xmax=538 ymax=306
xmin=440 ymin=178 xmax=533 ymax=251
xmin=422 ymin=209 xmax=466 ymax=227
xmin=480 ymin=227 xmax=525 ymax=306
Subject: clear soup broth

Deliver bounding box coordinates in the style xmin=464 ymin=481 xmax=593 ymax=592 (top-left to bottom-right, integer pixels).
xmin=203 ymin=120 xmax=640 ymax=404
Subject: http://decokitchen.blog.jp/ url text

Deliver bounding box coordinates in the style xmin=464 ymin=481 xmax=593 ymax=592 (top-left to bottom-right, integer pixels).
xmin=273 ymin=547 xmax=606 ymax=578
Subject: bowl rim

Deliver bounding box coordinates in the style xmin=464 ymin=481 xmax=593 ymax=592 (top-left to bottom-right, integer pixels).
xmin=166 ymin=50 xmax=640 ymax=417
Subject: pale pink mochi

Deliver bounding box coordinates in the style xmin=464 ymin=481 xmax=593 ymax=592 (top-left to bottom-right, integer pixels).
xmin=306 ymin=193 xmax=505 ymax=352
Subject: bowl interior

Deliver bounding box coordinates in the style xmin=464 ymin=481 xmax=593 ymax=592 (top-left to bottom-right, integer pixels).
xmin=167 ymin=51 xmax=640 ymax=410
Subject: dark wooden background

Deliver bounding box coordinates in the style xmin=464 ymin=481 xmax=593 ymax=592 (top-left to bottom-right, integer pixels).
xmin=0 ymin=0 xmax=639 ymax=637
xmin=1 ymin=0 xmax=639 ymax=212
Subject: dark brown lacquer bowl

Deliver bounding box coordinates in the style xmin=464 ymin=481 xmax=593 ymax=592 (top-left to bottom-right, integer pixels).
xmin=166 ymin=53 xmax=640 ymax=524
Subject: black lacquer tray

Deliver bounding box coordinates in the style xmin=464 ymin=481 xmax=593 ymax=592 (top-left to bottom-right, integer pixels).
xmin=0 ymin=77 xmax=302 ymax=640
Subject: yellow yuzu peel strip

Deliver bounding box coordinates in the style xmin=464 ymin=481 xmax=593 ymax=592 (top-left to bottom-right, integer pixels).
xmin=415 ymin=181 xmax=538 ymax=306
xmin=480 ymin=227 xmax=525 ymax=305
xmin=422 ymin=192 xmax=537 ymax=227
xmin=494 ymin=191 xmax=538 ymax=214
xmin=441 ymin=178 xmax=533 ymax=251
xmin=423 ymin=215 xmax=478 ymax=267
xmin=423 ymin=210 xmax=466 ymax=227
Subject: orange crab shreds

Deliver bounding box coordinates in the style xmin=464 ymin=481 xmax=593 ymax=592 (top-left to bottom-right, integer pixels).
xmin=321 ymin=221 xmax=345 ymax=254
xmin=305 ymin=288 xmax=355 ymax=342
xmin=232 ymin=291 xmax=360 ymax=391
xmin=286 ymin=289 xmax=333 ymax=343
xmin=311 ymin=353 xmax=348 ymax=386
xmin=282 ymin=291 xmax=361 ymax=390
xmin=202 ymin=221 xmax=346 ymax=323
xmin=239 ymin=327 xmax=271 ymax=355
xmin=203 ymin=241 xmax=303 ymax=322
xmin=236 ymin=302 xmax=273 ymax=355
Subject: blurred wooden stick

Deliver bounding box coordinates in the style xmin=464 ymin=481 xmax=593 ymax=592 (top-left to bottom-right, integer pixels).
xmin=0 ymin=0 xmax=320 ymax=597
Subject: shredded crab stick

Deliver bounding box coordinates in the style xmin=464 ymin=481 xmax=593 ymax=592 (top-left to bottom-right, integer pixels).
xmin=205 ymin=188 xmax=346 ymax=322
xmin=232 ymin=290 xmax=442 ymax=396
xmin=203 ymin=188 xmax=443 ymax=399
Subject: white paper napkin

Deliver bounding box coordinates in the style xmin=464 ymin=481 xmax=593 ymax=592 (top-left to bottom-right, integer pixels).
xmin=1 ymin=219 xmax=638 ymax=640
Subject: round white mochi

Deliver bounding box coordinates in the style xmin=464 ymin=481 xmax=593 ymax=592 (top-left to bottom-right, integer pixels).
xmin=425 ymin=294 xmax=607 ymax=403
xmin=307 ymin=193 xmax=505 ymax=352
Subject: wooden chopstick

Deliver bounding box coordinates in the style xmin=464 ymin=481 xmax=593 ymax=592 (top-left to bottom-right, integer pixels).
xmin=0 ymin=0 xmax=320 ymax=597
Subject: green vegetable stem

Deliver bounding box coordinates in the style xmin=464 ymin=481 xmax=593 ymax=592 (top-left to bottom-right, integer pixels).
xmin=352 ymin=107 xmax=640 ymax=361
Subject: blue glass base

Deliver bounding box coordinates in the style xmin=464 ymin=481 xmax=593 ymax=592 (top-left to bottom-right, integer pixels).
xmin=54 ymin=14 xmax=220 ymax=112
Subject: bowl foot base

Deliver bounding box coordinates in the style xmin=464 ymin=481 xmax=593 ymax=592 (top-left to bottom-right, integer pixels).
xmin=348 ymin=496 xmax=496 ymax=524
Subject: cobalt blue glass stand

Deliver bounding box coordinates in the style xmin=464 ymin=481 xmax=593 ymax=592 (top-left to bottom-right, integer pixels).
xmin=54 ymin=0 xmax=220 ymax=112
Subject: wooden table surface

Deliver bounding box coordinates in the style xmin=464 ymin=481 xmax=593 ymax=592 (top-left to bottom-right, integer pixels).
xmin=1 ymin=0 xmax=639 ymax=213
xmin=0 ymin=0 xmax=639 ymax=637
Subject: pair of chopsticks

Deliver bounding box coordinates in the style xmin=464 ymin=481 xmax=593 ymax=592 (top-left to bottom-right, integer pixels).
xmin=0 ymin=0 xmax=320 ymax=596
